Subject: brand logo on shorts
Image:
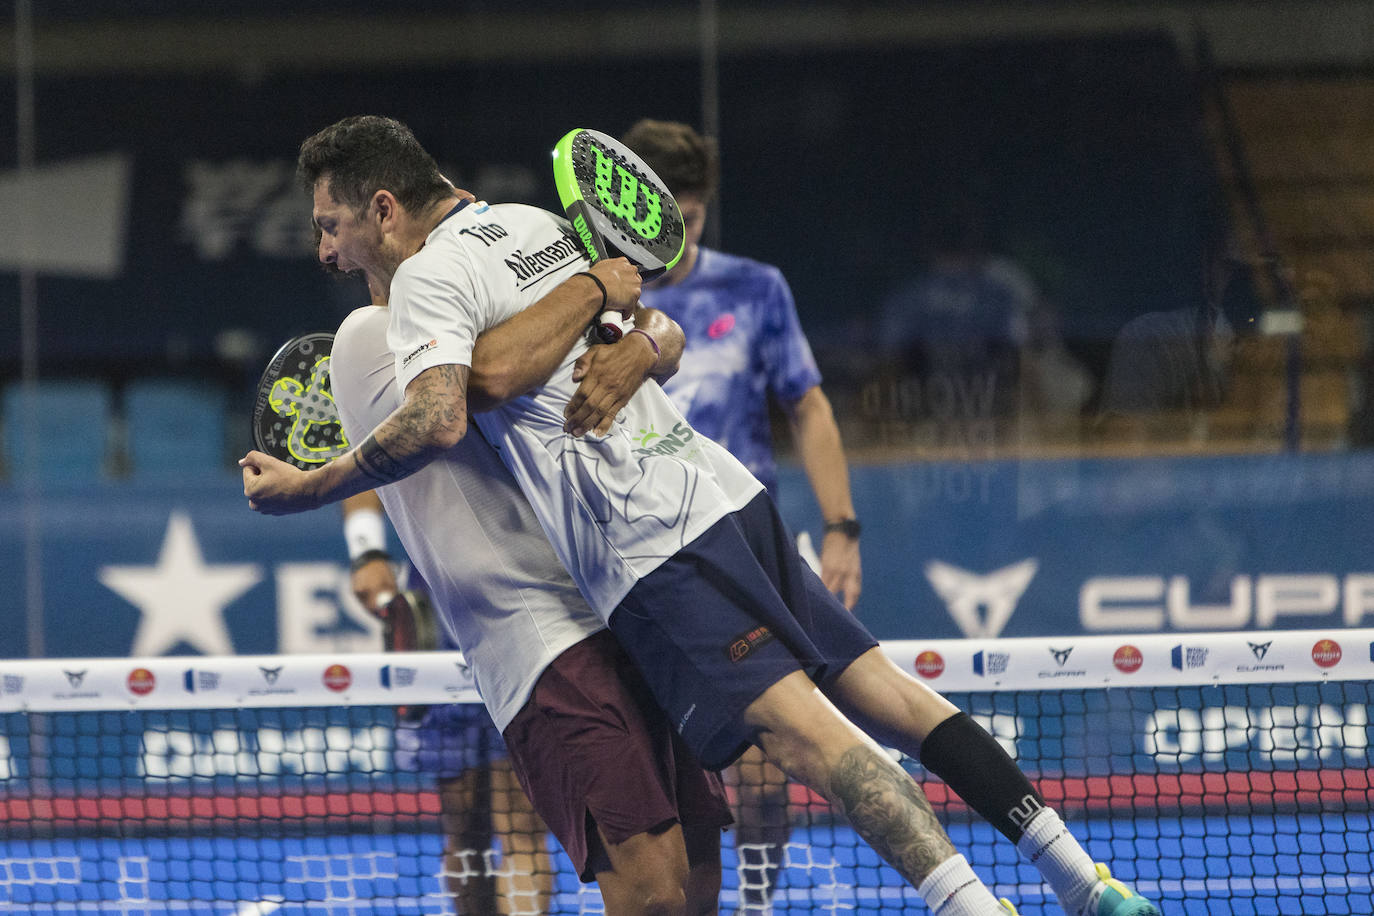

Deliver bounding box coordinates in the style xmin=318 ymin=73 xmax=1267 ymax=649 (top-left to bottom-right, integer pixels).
xmin=726 ymin=625 xmax=774 ymax=663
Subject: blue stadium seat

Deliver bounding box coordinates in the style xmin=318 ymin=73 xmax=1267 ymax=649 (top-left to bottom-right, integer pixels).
xmin=124 ymin=379 xmax=228 ymax=478
xmin=2 ymin=380 xmax=113 ymax=482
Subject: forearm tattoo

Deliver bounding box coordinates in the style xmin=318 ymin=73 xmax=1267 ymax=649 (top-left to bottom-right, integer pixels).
xmin=354 ymin=365 xmax=468 ymax=486
xmin=355 ymin=435 xmax=407 ymax=485
xmin=829 ymin=744 xmax=955 ymax=885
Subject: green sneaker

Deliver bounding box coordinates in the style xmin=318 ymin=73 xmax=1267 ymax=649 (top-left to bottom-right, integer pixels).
xmin=1086 ymin=863 xmax=1162 ymax=916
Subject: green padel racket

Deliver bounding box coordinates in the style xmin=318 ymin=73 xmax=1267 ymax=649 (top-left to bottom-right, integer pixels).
xmin=552 ymin=128 xmax=686 ymax=342
xmin=251 ymin=332 xmax=351 ymax=470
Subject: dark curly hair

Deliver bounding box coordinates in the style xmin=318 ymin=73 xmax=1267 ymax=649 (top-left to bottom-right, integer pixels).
xmin=297 ymin=115 xmax=452 ymax=216
xmin=621 ymin=119 xmax=719 ymax=202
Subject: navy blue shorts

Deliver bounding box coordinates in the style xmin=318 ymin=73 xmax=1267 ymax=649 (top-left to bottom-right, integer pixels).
xmin=394 ymin=702 xmax=507 ymax=777
xmin=611 ymin=492 xmax=878 ymax=770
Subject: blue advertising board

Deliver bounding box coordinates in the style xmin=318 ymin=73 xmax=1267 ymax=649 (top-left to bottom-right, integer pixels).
xmin=3 ymin=451 xmax=1374 ymax=660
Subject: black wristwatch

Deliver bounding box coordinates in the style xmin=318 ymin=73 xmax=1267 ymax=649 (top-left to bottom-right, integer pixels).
xmin=823 ymin=518 xmax=861 ymax=539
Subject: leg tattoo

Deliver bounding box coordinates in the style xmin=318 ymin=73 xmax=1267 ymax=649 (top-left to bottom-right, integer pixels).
xmin=828 ymin=744 xmax=956 ymax=886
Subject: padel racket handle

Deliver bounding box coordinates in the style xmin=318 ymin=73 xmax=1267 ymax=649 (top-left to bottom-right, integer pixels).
xmin=594 ymin=309 xmax=634 ymax=344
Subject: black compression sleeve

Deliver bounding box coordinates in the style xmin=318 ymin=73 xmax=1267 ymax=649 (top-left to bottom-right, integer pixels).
xmin=918 ymin=711 xmax=1048 ymax=844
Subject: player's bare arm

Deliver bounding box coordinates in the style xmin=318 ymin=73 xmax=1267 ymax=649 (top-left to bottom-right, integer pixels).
xmin=467 ymin=257 xmax=641 ymax=411
xmin=242 ymin=362 xmax=469 ymax=515
xmin=787 ymin=385 xmax=863 ymax=608
xmin=564 ymin=307 xmax=685 ymax=437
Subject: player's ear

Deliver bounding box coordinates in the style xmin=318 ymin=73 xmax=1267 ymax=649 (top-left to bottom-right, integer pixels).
xmin=371 ymin=190 xmax=397 ymax=228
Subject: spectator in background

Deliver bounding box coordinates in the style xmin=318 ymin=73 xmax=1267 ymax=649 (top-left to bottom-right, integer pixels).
xmin=876 ymin=193 xmax=1035 ymax=440
xmin=1095 ymin=223 xmax=1259 ymax=444
xmin=625 ymin=117 xmax=861 ymax=915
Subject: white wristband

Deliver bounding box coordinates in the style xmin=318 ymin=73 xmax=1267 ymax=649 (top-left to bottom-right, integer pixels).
xmin=344 ymin=508 xmax=387 ymax=560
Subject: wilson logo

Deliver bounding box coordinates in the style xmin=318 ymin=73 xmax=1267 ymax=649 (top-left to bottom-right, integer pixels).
xmin=572 ymin=213 xmax=598 ymax=261
xmin=591 ymin=145 xmax=663 ymax=240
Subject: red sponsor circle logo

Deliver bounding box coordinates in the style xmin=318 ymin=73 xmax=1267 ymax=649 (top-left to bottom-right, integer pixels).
xmin=323 ymin=664 xmax=352 ymax=692
xmin=1113 ymin=645 xmax=1143 ymax=674
xmin=1312 ymin=639 xmax=1342 ymax=669
xmin=127 ymin=668 xmax=156 ymax=696
xmin=914 ymin=650 xmax=945 ymax=679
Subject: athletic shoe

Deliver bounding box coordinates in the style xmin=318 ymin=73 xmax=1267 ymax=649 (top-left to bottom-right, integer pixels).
xmin=1086 ymin=863 xmax=1162 ymax=915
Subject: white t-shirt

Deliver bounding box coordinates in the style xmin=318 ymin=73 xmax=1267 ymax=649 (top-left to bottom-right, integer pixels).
xmin=331 ymin=304 xmax=604 ymax=732
xmin=390 ymin=201 xmax=764 ymax=617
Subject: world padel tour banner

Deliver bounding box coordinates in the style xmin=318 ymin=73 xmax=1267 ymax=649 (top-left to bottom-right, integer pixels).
xmin=2 ymin=450 xmax=1374 ymax=659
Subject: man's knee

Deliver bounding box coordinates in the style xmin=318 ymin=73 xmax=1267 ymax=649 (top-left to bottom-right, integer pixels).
xmin=595 ymin=822 xmax=693 ymax=916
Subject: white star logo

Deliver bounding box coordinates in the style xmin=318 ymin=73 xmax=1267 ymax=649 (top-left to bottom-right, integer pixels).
xmin=99 ymin=511 xmax=262 ymax=656
xmin=924 ymin=558 xmax=1039 ymax=638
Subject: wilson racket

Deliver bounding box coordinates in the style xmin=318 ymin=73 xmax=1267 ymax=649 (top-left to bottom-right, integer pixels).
xmin=251 ymin=332 xmax=351 ymax=469
xmin=552 ymin=128 xmax=687 ymax=341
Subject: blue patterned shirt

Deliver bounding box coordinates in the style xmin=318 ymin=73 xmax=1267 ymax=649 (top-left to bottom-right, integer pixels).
xmin=641 ymin=247 xmax=821 ymax=495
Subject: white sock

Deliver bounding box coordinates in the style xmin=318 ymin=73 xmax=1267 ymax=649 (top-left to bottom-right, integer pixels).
xmin=1015 ymin=808 xmax=1099 ymax=915
xmin=917 ymin=853 xmax=1008 ymax=915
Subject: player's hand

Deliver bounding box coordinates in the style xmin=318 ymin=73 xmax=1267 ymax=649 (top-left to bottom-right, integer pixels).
xmin=589 ymin=257 xmax=642 ymax=317
xmin=240 ymin=450 xmax=322 ymax=515
xmin=821 ymin=533 xmax=862 ymax=610
xmin=351 ymin=557 xmax=399 ymax=615
xmin=564 ymin=332 xmax=658 ymax=436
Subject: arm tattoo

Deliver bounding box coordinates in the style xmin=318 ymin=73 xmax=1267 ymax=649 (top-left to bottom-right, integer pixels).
xmin=354 ymin=365 xmax=469 ymax=486
xmin=829 ymin=744 xmax=956 ymax=885
xmin=355 ymin=435 xmax=407 ymax=485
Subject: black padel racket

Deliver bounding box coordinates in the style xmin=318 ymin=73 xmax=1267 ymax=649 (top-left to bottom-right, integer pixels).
xmin=552 ymin=128 xmax=687 ymax=342
xmin=251 ymin=332 xmax=351 ymax=469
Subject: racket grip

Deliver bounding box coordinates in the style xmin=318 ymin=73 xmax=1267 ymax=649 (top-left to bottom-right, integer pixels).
xmin=594 ymin=309 xmax=634 ymax=344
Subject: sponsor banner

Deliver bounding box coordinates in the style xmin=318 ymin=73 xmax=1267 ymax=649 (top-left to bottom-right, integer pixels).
xmin=0 ymin=652 xmax=479 ymax=713
xmin=774 ymin=451 xmax=1374 ymax=639
xmin=885 ymin=629 xmax=1374 ymax=692
xmin=3 ymin=452 xmax=1374 ymax=660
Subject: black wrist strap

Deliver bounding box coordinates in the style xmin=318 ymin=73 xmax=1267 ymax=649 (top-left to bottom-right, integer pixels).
xmin=823 ymin=518 xmax=861 ymax=539
xmin=575 ymin=271 xmax=608 ymax=309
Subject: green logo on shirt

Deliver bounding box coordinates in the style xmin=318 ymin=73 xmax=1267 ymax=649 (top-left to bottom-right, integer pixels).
xmin=632 ymin=421 xmax=696 ymax=457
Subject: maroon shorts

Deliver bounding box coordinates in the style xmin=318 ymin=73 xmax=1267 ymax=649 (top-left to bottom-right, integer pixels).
xmin=502 ymin=629 xmax=732 ymax=881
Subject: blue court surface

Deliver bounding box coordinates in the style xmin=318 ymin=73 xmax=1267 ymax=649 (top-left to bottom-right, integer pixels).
xmin=1 ymin=813 xmax=1368 ymax=914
